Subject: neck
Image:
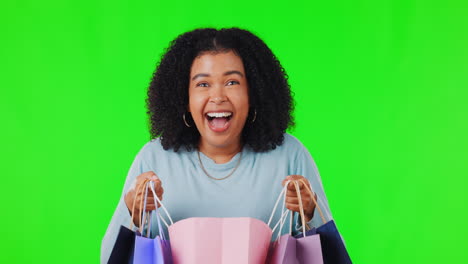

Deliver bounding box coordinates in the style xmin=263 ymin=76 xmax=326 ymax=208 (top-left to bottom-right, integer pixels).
xmin=198 ymin=140 xmax=242 ymax=164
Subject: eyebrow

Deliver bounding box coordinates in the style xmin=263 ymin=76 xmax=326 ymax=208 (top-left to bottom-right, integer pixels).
xmin=191 ymin=70 xmax=244 ymax=81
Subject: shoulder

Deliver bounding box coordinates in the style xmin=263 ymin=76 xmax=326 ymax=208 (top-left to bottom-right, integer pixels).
xmin=277 ymin=134 xmax=316 ymax=166
xmin=282 ymin=133 xmax=306 ymax=148
xmin=247 ymin=133 xmax=311 ymax=161
xmin=279 ymin=133 xmax=310 ymax=155
xmin=135 ymin=137 xmax=188 ymax=163
xmin=139 ymin=137 xmax=165 ymax=154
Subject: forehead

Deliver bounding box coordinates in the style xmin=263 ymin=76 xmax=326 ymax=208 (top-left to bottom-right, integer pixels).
xmin=190 ymin=50 xmax=245 ymax=76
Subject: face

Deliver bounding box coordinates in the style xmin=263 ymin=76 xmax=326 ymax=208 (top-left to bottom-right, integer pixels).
xmin=188 ymin=50 xmax=249 ymax=151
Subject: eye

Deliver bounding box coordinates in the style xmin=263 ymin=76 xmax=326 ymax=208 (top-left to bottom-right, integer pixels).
xmin=227 ymin=80 xmax=240 ymax=86
xmin=196 ymin=82 xmax=209 ymax=87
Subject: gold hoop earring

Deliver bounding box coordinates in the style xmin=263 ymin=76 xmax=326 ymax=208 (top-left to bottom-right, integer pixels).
xmin=251 ymin=109 xmax=257 ymax=123
xmin=183 ymin=113 xmax=191 ymax=127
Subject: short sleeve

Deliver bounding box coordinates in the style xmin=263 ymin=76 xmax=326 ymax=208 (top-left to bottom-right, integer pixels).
xmin=292 ymin=145 xmax=333 ymax=234
xmin=100 ymin=146 xmax=153 ymax=264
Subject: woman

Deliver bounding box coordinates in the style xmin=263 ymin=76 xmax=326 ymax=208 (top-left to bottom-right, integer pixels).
xmin=101 ymin=27 xmax=334 ymax=263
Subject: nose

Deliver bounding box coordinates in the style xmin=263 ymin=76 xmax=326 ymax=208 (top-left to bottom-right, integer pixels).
xmin=210 ymin=96 xmax=227 ymax=104
xmin=209 ymin=87 xmax=227 ymax=105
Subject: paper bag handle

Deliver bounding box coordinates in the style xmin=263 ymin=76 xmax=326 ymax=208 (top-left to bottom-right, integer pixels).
xmin=293 ymin=181 xmax=307 ymax=236
xmin=267 ymin=180 xmax=291 ymax=227
xmin=275 ymin=181 xmax=308 ymax=239
xmin=129 ymin=179 xmax=150 ymax=230
xmin=298 ymin=179 xmax=326 ymax=224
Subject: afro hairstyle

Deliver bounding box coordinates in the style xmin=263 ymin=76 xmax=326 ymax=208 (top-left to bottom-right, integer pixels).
xmin=147 ymin=27 xmax=295 ymax=152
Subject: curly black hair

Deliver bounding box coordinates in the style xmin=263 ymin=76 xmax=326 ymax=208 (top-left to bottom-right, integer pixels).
xmin=147 ymin=27 xmax=295 ymax=152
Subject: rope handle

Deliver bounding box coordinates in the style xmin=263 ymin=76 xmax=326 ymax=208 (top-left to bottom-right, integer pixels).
xmin=139 ymin=181 xmax=151 ymax=235
xmin=298 ymin=179 xmax=326 ymax=224
xmin=293 ymin=181 xmax=307 ymax=237
xmin=148 ymin=181 xmax=174 ymax=241
xmin=267 ymin=180 xmax=291 ymax=227
xmin=272 ymin=180 xmax=291 ymax=241
xmin=129 ymin=179 xmax=150 ymax=230
xmin=272 ymin=180 xmax=308 ymax=240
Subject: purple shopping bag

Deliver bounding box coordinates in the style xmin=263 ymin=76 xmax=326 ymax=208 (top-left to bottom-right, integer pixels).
xmin=268 ymin=233 xmax=323 ymax=264
xmin=296 ymin=233 xmax=323 ymax=263
xmin=133 ymin=181 xmax=173 ymax=264
xmin=134 ymin=232 xmax=161 ymax=264
xmin=268 ymin=234 xmax=297 ymax=264
xmin=267 ymin=181 xmax=324 ymax=264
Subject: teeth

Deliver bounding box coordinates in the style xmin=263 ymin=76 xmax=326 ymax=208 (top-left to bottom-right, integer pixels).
xmin=206 ymin=112 xmax=232 ymax=118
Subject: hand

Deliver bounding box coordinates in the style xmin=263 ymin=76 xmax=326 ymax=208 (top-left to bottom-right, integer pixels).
xmin=124 ymin=171 xmax=164 ymax=227
xmin=282 ymin=175 xmax=317 ymax=223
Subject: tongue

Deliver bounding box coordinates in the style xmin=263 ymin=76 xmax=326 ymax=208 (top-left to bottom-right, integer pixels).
xmin=211 ymin=117 xmax=228 ymax=128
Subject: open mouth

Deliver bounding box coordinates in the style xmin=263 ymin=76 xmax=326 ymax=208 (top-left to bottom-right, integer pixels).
xmin=205 ymin=112 xmax=233 ymax=132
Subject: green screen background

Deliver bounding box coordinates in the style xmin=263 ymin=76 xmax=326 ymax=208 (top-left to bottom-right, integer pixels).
xmin=1 ymin=0 xmax=467 ymax=263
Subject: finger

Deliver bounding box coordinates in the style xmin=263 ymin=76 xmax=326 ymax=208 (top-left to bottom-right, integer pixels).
xmin=298 ymin=179 xmax=311 ymax=190
xmin=282 ymin=175 xmax=304 ymax=185
xmin=137 ymin=189 xmax=163 ymax=202
xmin=157 ymin=187 xmax=164 ymax=197
xmin=136 ymin=171 xmax=154 ymax=181
xmin=136 ymin=188 xmax=151 ymax=197
xmin=144 ymin=204 xmax=156 ymax=211
xmin=287 ymin=181 xmax=305 ymax=191
xmin=135 ymin=198 xmax=157 ymax=209
xmin=148 ymin=186 xmax=163 ymax=199
xmin=285 ymin=203 xmax=301 ymax=212
xmin=146 ymin=172 xmax=159 ymax=181
xmin=153 ymin=178 xmax=162 ymax=184
xmin=136 ymin=172 xmax=158 ymax=184
xmin=285 ymin=175 xmax=311 ymax=188
xmin=146 ymin=196 xmax=164 ymax=206
xmin=286 ymin=189 xmax=309 ymax=197
xmin=285 ymin=196 xmax=312 ymax=205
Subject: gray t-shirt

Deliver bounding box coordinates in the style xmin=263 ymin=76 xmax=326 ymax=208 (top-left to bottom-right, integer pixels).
xmin=101 ymin=133 xmax=333 ymax=263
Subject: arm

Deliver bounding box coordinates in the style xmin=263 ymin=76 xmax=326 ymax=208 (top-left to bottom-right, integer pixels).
xmin=100 ymin=147 xmax=152 ymax=263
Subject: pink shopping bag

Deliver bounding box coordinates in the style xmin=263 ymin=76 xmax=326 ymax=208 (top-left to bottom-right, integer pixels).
xmin=168 ymin=217 xmax=272 ymax=264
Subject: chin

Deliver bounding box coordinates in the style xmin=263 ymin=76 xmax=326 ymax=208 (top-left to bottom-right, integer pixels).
xmin=202 ymin=132 xmax=239 ymax=148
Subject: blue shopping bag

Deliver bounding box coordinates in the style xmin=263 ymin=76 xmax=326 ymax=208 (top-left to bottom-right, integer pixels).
xmin=107 ymin=225 xmax=135 ymax=264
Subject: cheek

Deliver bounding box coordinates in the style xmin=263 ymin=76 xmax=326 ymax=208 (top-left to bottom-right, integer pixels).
xmin=188 ymin=93 xmax=206 ymax=116
xmin=230 ymin=91 xmax=250 ymax=115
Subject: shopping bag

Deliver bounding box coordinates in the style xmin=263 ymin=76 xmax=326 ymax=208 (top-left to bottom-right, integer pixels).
xmin=108 ymin=180 xmax=152 ymax=264
xmin=107 ymin=225 xmax=135 ymax=264
xmin=268 ymin=181 xmax=323 ymax=264
xmin=296 ymin=233 xmax=323 ymax=263
xmin=166 ymin=180 xmax=294 ymax=264
xmin=267 ymin=233 xmax=297 ymax=264
xmin=133 ymin=181 xmax=173 ymax=264
xmin=295 ymin=179 xmax=352 ymax=264
xmin=148 ymin=181 xmax=173 ymax=263
xmin=168 ymin=217 xmax=272 ymax=264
